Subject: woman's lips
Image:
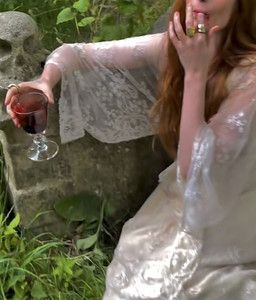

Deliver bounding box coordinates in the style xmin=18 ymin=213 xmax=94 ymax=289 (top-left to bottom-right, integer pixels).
xmin=193 ymin=11 xmax=210 ymax=19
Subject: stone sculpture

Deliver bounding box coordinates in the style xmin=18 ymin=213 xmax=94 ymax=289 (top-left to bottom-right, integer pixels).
xmin=0 ymin=11 xmax=49 ymax=120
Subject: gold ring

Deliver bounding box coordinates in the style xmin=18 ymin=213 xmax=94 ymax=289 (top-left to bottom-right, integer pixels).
xmin=186 ymin=27 xmax=196 ymax=38
xmin=7 ymin=83 xmax=20 ymax=94
xmin=197 ymin=23 xmax=207 ymax=34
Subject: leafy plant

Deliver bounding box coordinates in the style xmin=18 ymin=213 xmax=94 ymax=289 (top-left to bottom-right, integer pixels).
xmin=54 ymin=192 xmax=124 ymax=256
xmin=56 ymin=0 xmax=95 ymax=34
xmin=0 ymin=0 xmax=170 ymax=49
xmin=0 ymin=208 xmax=108 ymax=299
xmin=55 ymin=193 xmax=105 ymax=251
xmin=0 ymin=149 xmax=108 ymax=299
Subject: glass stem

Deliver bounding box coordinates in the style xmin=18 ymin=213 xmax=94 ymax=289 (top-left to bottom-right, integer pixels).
xmin=33 ymin=134 xmax=48 ymax=151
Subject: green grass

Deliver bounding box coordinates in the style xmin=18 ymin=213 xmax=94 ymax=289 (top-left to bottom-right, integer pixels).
xmin=0 ymin=149 xmax=112 ymax=300
xmin=0 ymin=223 xmax=108 ymax=299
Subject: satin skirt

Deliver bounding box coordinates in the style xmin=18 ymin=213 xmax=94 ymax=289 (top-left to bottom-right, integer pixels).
xmin=103 ymin=163 xmax=256 ymax=299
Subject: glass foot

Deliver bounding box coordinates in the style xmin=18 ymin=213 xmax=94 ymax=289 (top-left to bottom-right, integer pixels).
xmin=27 ymin=139 xmax=59 ymax=162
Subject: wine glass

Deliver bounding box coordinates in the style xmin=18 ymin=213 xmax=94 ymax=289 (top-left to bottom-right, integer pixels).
xmin=11 ymin=91 xmax=59 ymax=161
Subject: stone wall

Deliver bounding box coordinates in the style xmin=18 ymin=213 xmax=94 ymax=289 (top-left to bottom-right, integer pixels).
xmin=0 ymin=11 xmax=171 ymax=235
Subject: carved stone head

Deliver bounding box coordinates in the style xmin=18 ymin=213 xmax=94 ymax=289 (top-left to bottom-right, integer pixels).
xmin=0 ymin=11 xmax=49 ymax=86
xmin=0 ymin=11 xmax=49 ymax=120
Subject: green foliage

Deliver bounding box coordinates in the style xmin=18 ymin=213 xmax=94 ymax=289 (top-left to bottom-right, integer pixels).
xmin=55 ymin=193 xmax=107 ymax=251
xmin=0 ymin=149 xmax=108 ymax=299
xmin=0 ymin=0 xmax=170 ymax=49
xmin=54 ymin=191 xmax=127 ymax=257
xmin=0 ymin=209 xmax=108 ymax=299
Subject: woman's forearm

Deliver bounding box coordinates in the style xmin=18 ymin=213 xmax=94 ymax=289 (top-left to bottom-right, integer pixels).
xmin=39 ymin=63 xmax=62 ymax=89
xmin=178 ymin=72 xmax=207 ymax=180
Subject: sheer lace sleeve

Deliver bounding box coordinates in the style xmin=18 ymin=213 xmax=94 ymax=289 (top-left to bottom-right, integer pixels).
xmin=178 ymin=62 xmax=256 ymax=230
xmin=45 ymin=33 xmax=166 ymax=143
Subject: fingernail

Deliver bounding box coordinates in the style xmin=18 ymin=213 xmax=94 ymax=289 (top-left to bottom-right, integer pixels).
xmin=197 ymin=13 xmax=205 ymax=23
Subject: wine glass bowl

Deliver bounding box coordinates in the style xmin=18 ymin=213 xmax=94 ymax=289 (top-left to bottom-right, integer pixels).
xmin=12 ymin=92 xmax=48 ymax=134
xmin=11 ymin=91 xmax=59 ymax=161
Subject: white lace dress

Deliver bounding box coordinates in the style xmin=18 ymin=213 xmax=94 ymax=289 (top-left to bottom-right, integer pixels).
xmin=46 ymin=33 xmax=256 ymax=299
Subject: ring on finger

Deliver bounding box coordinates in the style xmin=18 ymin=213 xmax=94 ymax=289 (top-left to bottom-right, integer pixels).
xmin=186 ymin=26 xmax=196 ymax=38
xmin=7 ymin=83 xmax=21 ymax=94
xmin=197 ymin=23 xmax=207 ymax=34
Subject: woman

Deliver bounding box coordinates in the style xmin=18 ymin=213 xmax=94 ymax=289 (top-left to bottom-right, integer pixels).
xmin=5 ymin=0 xmax=256 ymax=298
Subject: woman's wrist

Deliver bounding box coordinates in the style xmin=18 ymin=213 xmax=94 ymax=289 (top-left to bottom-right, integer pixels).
xmin=39 ymin=64 xmax=62 ymax=89
xmin=38 ymin=76 xmax=51 ymax=87
xmin=183 ymin=71 xmax=207 ymax=105
xmin=184 ymin=70 xmax=208 ymax=83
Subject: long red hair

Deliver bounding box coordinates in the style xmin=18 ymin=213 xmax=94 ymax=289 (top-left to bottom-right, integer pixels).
xmin=151 ymin=0 xmax=256 ymax=159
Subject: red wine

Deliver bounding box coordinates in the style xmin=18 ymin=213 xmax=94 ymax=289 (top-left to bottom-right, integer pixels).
xmin=13 ymin=95 xmax=48 ymax=134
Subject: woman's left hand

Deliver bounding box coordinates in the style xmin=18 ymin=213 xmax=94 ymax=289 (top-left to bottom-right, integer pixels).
xmin=169 ymin=3 xmax=219 ymax=77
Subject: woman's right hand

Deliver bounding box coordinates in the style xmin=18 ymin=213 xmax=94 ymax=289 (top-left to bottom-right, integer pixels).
xmin=5 ymin=78 xmax=54 ymax=128
xmin=169 ymin=3 xmax=219 ymax=77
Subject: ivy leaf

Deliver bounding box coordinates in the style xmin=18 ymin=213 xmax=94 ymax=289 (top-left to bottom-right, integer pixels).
xmin=54 ymin=193 xmax=102 ymax=222
xmin=76 ymin=233 xmax=97 ymax=250
xmin=73 ymin=0 xmax=90 ymax=13
xmin=57 ymin=8 xmax=75 ymax=25
xmin=78 ymin=17 xmax=95 ymax=27
xmin=31 ymin=281 xmax=47 ymax=299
